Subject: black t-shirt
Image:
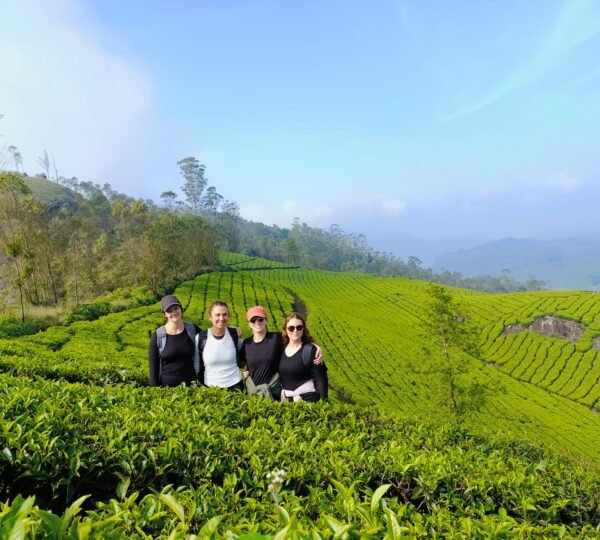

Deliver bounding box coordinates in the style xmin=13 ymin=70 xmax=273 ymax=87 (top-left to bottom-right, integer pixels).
xmin=149 ymin=324 xmax=200 ymax=387
xmin=279 ymin=343 xmax=328 ymax=400
xmin=240 ymin=332 xmax=281 ymax=385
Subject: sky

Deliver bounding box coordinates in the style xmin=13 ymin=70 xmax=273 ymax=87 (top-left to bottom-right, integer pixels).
xmin=1 ymin=0 xmax=600 ymax=256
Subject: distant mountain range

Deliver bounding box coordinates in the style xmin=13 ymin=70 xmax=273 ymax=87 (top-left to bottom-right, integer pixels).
xmin=433 ymin=237 xmax=600 ymax=291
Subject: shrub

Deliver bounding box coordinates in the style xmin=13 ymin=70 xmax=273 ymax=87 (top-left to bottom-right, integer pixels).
xmin=63 ymin=302 xmax=123 ymax=325
xmin=0 ymin=316 xmax=42 ymax=338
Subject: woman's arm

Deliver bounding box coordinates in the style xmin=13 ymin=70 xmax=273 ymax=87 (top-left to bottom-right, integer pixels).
xmin=148 ymin=333 xmax=160 ymax=386
xmin=310 ymin=345 xmax=328 ymax=400
xmin=313 ymin=343 xmax=323 ymax=365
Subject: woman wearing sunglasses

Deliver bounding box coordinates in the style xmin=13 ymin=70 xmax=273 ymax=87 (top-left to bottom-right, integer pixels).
xmin=279 ymin=312 xmax=328 ymax=402
xmin=240 ymin=306 xmax=323 ymax=400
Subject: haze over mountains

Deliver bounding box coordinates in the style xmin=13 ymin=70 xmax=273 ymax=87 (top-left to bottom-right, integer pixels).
xmin=431 ymin=236 xmax=600 ymax=291
xmin=364 ymin=230 xmax=600 ymax=291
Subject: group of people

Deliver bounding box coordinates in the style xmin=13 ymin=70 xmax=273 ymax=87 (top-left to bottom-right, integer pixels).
xmin=149 ymin=295 xmax=328 ymax=402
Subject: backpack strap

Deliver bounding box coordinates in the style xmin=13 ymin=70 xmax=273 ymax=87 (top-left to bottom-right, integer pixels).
xmin=302 ymin=343 xmax=314 ymax=370
xmin=227 ymin=326 xmax=239 ymax=348
xmin=156 ymin=325 xmax=167 ymax=354
xmin=197 ymin=328 xmax=239 ymax=380
xmin=156 ymin=325 xmax=167 ymax=382
xmin=157 ymin=324 xmax=201 ymax=381
xmin=183 ymin=322 xmax=200 ymax=375
xmin=198 ymin=329 xmax=209 ymax=355
xmin=197 ymin=329 xmax=209 ymax=383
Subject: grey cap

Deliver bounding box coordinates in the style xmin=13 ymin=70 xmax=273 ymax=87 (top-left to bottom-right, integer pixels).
xmin=160 ymin=295 xmax=182 ymax=312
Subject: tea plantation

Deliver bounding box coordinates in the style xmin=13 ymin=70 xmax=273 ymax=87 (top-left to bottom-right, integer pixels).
xmin=1 ymin=254 xmax=599 ymax=538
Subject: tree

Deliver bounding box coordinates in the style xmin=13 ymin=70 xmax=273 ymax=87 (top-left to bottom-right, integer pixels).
xmin=218 ymin=200 xmax=240 ymax=251
xmin=7 ymin=146 xmax=23 ymax=173
xmin=160 ymin=190 xmax=177 ymax=211
xmin=0 ymin=173 xmax=34 ymax=319
xmin=37 ymin=150 xmax=50 ymax=180
xmin=201 ymin=185 xmax=223 ymax=217
xmin=177 ymin=157 xmax=207 ymax=215
xmin=415 ymin=284 xmax=490 ymax=426
xmin=4 ymin=238 xmax=30 ymax=321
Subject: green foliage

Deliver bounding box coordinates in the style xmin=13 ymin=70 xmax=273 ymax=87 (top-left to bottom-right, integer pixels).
xmin=416 ymin=284 xmax=490 ymax=425
xmin=63 ymin=301 xmax=123 ymax=325
xmin=0 ymin=315 xmax=42 ymax=338
xmin=0 ymin=375 xmax=599 ymax=537
xmin=177 ymin=157 xmax=207 ymax=215
xmin=1 ymin=258 xmax=600 ymax=537
xmin=96 ymin=285 xmax=158 ymax=308
xmin=0 ymin=174 xmax=220 ymax=317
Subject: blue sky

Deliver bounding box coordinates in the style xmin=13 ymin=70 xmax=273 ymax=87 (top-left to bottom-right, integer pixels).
xmin=1 ymin=0 xmax=600 ymax=254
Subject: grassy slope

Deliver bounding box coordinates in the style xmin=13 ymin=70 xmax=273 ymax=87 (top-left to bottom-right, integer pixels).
xmin=2 ymin=254 xmax=600 ymax=536
xmin=221 ymin=254 xmax=600 ymax=462
xmin=1 ymin=253 xmax=599 ymax=463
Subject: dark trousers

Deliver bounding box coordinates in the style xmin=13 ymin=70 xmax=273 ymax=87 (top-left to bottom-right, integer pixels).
xmin=227 ymin=380 xmax=245 ymax=392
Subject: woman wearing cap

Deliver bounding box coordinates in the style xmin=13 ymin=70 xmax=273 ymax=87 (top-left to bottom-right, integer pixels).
xmin=197 ymin=300 xmax=244 ymax=392
xmin=148 ymin=295 xmax=200 ymax=387
xmin=240 ymin=306 xmax=323 ymax=400
xmin=279 ymin=312 xmax=328 ymax=402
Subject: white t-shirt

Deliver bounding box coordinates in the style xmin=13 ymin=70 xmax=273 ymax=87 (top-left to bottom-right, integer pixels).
xmin=203 ymin=329 xmax=242 ymax=388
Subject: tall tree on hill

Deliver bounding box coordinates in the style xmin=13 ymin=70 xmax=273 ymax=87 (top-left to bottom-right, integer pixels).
xmin=0 ymin=173 xmax=34 ymax=320
xmin=201 ymin=185 xmax=223 ymax=217
xmin=7 ymin=146 xmax=23 ymax=173
xmin=416 ymin=284 xmax=490 ymax=426
xmin=160 ymin=190 xmax=177 ymax=211
xmin=37 ymin=150 xmax=51 ymax=180
xmin=219 ymin=200 xmax=241 ymax=251
xmin=177 ymin=157 xmax=207 ymax=215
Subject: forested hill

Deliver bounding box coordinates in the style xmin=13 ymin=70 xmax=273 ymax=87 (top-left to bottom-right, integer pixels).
xmin=0 ymin=172 xmax=546 ymax=325
xmin=0 ymin=172 xmax=224 ymax=317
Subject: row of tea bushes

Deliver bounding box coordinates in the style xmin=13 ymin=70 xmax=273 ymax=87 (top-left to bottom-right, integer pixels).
xmin=1 ymin=374 xmax=599 ymax=537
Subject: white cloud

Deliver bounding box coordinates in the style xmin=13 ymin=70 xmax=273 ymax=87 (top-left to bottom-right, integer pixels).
xmin=240 ymin=199 xmax=333 ymax=228
xmin=381 ymin=198 xmax=408 ymax=215
xmin=281 ymin=199 xmax=298 ymax=214
xmin=0 ymin=0 xmax=164 ymax=193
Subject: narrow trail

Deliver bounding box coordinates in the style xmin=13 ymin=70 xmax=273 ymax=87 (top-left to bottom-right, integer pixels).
xmin=284 ymin=286 xmax=356 ymax=405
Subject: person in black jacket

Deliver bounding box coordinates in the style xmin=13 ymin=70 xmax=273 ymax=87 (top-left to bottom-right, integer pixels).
xmin=148 ymin=295 xmax=200 ymax=387
xmin=279 ymin=312 xmax=328 ymax=402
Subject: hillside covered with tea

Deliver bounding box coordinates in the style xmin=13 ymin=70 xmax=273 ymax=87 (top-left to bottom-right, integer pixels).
xmin=1 ymin=254 xmax=600 ymax=537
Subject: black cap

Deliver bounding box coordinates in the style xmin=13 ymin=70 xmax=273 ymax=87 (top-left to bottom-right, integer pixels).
xmin=160 ymin=295 xmax=182 ymax=312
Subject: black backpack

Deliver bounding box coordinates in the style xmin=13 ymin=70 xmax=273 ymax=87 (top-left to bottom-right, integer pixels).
xmin=155 ymin=322 xmax=200 ymax=378
xmin=196 ymin=327 xmax=240 ymax=382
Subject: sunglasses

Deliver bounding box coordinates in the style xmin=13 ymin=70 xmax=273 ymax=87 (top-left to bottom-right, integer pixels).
xmin=286 ymin=324 xmax=304 ymax=332
xmin=250 ymin=316 xmax=265 ymax=323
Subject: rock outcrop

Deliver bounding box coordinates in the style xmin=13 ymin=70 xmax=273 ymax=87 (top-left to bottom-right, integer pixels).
xmin=502 ymin=316 xmax=585 ymax=343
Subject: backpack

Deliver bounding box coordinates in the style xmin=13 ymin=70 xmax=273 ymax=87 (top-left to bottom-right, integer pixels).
xmin=198 ymin=326 xmax=239 ymax=353
xmin=196 ymin=327 xmax=241 ymax=382
xmin=301 ymin=343 xmax=329 ymax=401
xmin=156 ymin=322 xmax=201 ymax=377
xmin=301 ymin=343 xmax=315 ymax=370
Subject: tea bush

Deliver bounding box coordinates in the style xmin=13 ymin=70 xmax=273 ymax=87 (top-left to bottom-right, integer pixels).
xmin=0 ymin=374 xmax=599 ymax=538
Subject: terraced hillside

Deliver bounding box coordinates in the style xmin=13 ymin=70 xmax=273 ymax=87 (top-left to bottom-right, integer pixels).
xmin=1 ymin=254 xmax=599 ymax=463
xmin=220 ymin=253 xmax=600 ymax=462
xmin=2 ymin=254 xmax=600 ymax=536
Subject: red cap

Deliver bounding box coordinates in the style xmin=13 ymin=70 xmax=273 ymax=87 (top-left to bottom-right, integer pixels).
xmin=247 ymin=306 xmax=267 ymax=321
